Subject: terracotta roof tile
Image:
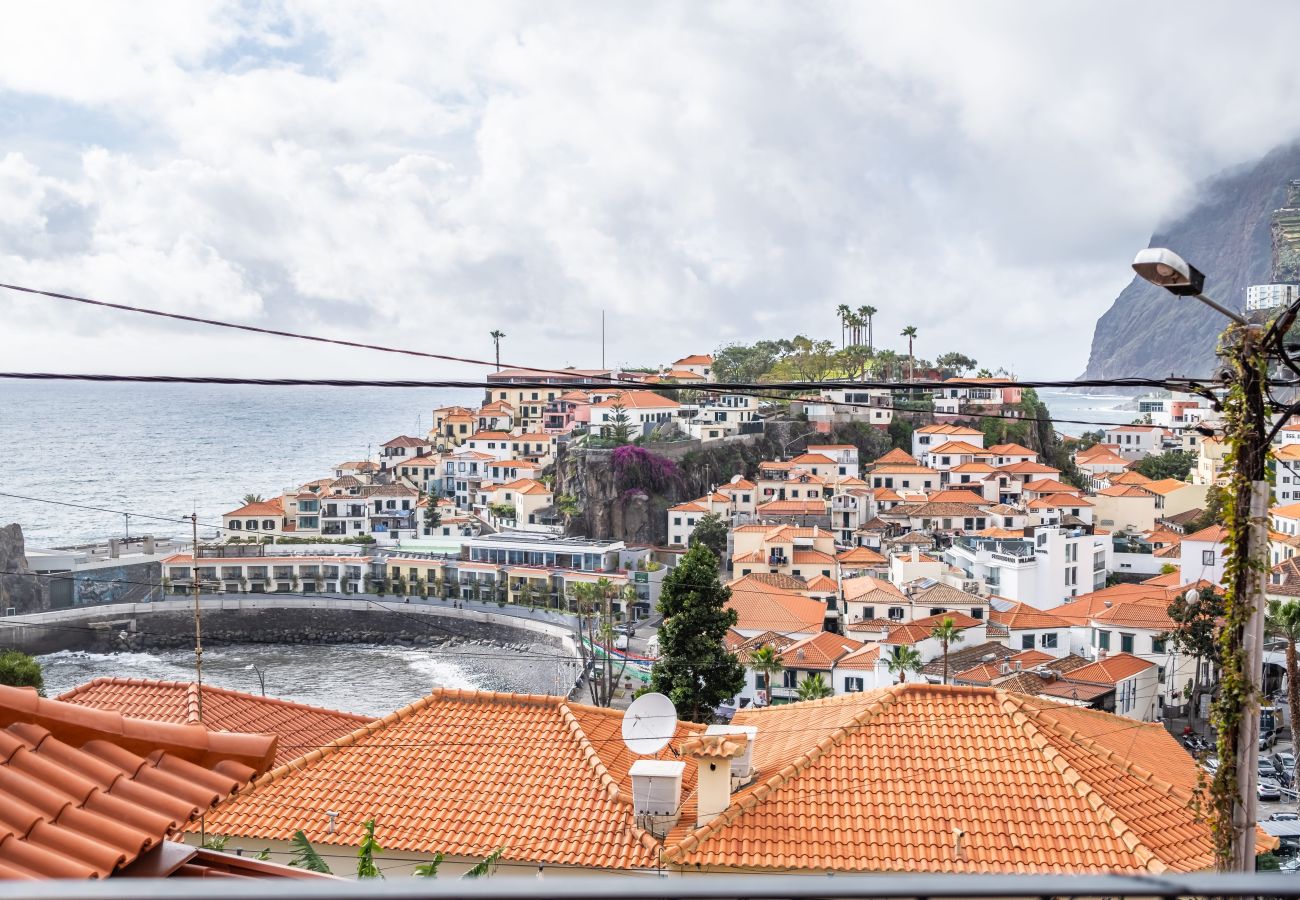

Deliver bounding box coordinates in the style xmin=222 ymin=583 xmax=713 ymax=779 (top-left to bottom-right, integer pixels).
xmin=57 ymin=679 xmax=373 ymax=768
xmin=990 ymin=601 xmax=1070 ymax=630
xmin=0 ymin=684 xmax=275 ymax=880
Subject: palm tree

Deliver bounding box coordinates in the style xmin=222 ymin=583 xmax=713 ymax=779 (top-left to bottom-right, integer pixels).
xmin=886 ymin=645 xmax=923 ymax=684
xmin=1268 ymin=599 xmax=1300 ymax=786
xmin=930 ymin=616 xmax=966 ymax=684
xmin=797 ymin=672 xmax=833 ymax=701
xmin=900 ymin=325 xmax=918 ymax=381
xmin=241 ymin=493 xmax=265 ymax=506
xmin=835 ymin=304 xmax=852 ymax=348
xmin=749 ymin=644 xmax=785 ymax=703
xmin=859 ymin=305 xmax=877 ymax=352
xmin=489 ymin=330 xmax=506 ymax=370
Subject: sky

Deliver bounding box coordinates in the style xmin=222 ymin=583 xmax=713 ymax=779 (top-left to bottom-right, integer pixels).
xmin=2 ymin=1 xmax=1299 ymax=381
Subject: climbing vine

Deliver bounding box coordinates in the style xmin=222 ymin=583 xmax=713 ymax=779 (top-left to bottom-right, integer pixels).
xmin=1205 ymin=325 xmax=1270 ymax=868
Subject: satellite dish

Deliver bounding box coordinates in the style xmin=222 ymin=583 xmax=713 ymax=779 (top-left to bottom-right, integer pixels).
xmin=621 ymin=692 xmax=677 ymax=756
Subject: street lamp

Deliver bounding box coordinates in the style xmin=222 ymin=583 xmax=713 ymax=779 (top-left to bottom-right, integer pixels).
xmin=1133 ymin=246 xmax=1268 ymax=873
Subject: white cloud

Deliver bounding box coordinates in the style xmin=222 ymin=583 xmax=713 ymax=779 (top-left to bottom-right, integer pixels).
xmin=1 ymin=0 xmax=1298 ymax=380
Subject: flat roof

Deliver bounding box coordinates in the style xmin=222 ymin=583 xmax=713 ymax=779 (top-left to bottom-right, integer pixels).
xmin=467 ymin=532 xmax=626 ymax=551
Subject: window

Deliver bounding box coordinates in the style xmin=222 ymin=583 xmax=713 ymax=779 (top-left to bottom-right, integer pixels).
xmin=862 ymin=606 xmax=875 ymax=620
xmin=262 ymin=519 xmax=276 ymax=530
xmin=782 ymin=670 xmax=798 ymax=688
xmin=1041 ymin=633 xmax=1058 ymax=649
xmin=1021 ymin=634 xmax=1034 ymax=650
xmin=1157 ymin=665 xmax=1167 ymax=684
xmin=1098 ymin=630 xmax=1111 ymax=650
xmin=844 ymin=676 xmax=864 ymax=693
xmin=1152 ymin=637 xmax=1166 ymax=654
xmin=229 ymin=520 xmax=242 ymax=530
xmin=1120 ymin=633 xmax=1134 ymax=654
xmin=887 ymin=606 xmax=905 ymax=620
xmin=1202 ymin=549 xmax=1215 ymax=566
xmin=930 ymin=608 xmax=945 ymax=617
xmin=971 ymin=607 xmax=983 ymax=620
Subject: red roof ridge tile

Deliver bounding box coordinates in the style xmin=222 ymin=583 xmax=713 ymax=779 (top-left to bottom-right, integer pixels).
xmin=59 ymin=677 xmax=373 ymax=726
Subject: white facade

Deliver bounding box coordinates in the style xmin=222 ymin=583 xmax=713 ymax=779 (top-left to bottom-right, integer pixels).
xmin=1101 ymin=426 xmax=1162 ymax=460
xmin=1246 ymin=283 xmax=1300 ymax=311
xmin=945 ymin=526 xmax=1111 ymax=608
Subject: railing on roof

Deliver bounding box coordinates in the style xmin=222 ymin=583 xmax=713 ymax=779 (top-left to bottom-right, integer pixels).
xmin=10 ymin=872 xmax=1300 ymax=900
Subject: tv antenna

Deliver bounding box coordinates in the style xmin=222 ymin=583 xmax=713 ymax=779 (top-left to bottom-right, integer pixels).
xmin=621 ymin=691 xmax=677 ymax=755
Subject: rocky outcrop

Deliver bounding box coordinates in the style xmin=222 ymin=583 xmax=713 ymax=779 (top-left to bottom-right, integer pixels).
xmin=1080 ymin=141 xmax=1300 ymax=382
xmin=1274 ymin=179 xmax=1300 ymax=284
xmin=0 ymin=523 xmax=49 ymax=615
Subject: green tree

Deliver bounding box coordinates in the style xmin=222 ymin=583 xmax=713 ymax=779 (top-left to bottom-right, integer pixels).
xmin=571 ymin=579 xmax=628 ymax=707
xmin=0 ymin=650 xmax=44 ymax=694
xmin=900 ymin=325 xmax=918 ymax=380
xmin=796 ymin=672 xmax=833 ymax=701
xmin=887 ymin=416 xmax=914 ymax=451
xmin=650 ymin=544 xmax=745 ymax=722
xmin=930 ymin=617 xmax=966 ymax=685
xmin=935 ymin=352 xmax=978 ymax=378
xmin=1075 ymin=429 xmax=1105 ymax=450
xmin=1187 ymin=485 xmax=1227 ymax=532
xmin=1267 ymin=599 xmax=1300 ymax=787
xmin=689 ymin=513 xmax=729 ymax=561
xmin=489 ymin=329 xmax=506 ymax=370
xmin=835 ymin=303 xmax=852 ymax=348
xmin=608 ymin=400 xmax=633 ymax=444
xmin=356 ymin=819 xmax=383 ymax=879
xmin=1159 ymin=562 xmax=1179 ymax=575
xmin=712 ymin=340 xmax=788 ymax=383
xmin=1166 ymin=587 xmax=1226 ymax=727
xmin=241 ymin=493 xmax=265 ymax=506
xmin=748 ymin=644 xmax=784 ymax=702
xmin=413 ymin=853 xmax=445 ymax=877
xmin=1133 ymin=450 xmax=1195 ymax=481
xmin=886 ymin=645 xmax=922 ymax=684
xmin=858 ymin=305 xmax=877 ymax=351
xmin=462 ymin=848 xmax=504 ymax=880
xmin=288 ymin=831 xmax=332 ymax=874
xmin=422 ymin=491 xmax=442 ymax=534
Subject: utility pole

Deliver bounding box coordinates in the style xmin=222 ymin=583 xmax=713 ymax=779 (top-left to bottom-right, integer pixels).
xmin=1131 ymin=247 xmax=1268 ymax=871
xmin=190 ymin=513 xmax=204 ymax=722
xmin=601 ymin=310 xmax=606 ymax=370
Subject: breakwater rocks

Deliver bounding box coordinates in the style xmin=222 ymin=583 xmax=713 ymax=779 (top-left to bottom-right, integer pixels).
xmin=5 ymin=598 xmax=575 ymax=658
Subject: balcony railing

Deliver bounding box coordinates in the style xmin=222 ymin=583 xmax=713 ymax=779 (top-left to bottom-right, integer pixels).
xmin=15 ymin=872 xmax=1300 ymax=900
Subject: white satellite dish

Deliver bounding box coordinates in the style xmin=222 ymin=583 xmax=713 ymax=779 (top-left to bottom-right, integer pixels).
xmin=621 ymin=692 xmax=677 ymax=756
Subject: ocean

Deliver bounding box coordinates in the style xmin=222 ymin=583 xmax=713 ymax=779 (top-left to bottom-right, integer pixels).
xmin=0 ymin=380 xmax=473 ymax=547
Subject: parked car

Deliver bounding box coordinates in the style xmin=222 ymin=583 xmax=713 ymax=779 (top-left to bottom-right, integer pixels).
xmin=1259 ymin=778 xmax=1283 ymax=802
xmin=1274 ymin=752 xmax=1297 ymax=786
xmin=1261 ymin=757 xmax=1280 ymax=781
xmin=613 ymin=633 xmax=630 ymax=650
xmin=1261 ymin=728 xmax=1279 ymax=750
xmin=1269 ymin=812 xmax=1300 ymax=822
xmin=1203 ymin=756 xmax=1220 ymax=774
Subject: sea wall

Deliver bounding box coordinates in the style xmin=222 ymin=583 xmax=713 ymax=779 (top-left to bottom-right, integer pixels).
xmin=2 ymin=596 xmax=577 ymax=657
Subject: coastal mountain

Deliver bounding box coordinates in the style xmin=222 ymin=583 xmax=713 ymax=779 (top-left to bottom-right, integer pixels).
xmin=1080 ymin=141 xmax=1300 ymax=382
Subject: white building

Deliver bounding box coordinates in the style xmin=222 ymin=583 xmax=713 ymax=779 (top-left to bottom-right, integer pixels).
xmin=945 ymin=525 xmax=1111 ymax=608
xmin=1246 ymin=283 xmax=1300 ymax=312
xmin=1180 ymin=524 xmax=1228 ymax=587
xmin=1101 ymin=425 xmax=1163 ymax=460
xmin=589 ymin=391 xmax=682 ymax=437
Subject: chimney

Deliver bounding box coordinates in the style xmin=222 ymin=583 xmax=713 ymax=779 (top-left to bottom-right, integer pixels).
xmin=682 ymin=728 xmax=755 ymax=827
xmin=143 ymin=536 xmax=155 ymax=554
xmin=911 ymin=546 xmax=919 ymax=563
xmin=630 ymin=759 xmax=685 ymax=833
xmin=108 ymin=539 xmax=121 ymax=559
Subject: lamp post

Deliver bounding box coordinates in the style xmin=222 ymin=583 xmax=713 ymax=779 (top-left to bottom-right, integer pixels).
xmin=1132 ymin=247 xmax=1268 ymax=872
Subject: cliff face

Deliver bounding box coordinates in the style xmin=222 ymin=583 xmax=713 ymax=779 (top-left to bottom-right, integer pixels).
xmin=0 ymin=523 xmax=50 ymax=614
xmin=1080 ymin=141 xmax=1300 ymax=381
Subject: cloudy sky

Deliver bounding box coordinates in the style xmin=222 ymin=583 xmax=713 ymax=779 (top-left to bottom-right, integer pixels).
xmin=2 ymin=1 xmax=1299 ymax=381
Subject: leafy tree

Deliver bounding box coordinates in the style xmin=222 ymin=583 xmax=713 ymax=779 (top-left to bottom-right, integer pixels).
xmin=570 ymin=579 xmax=628 ymax=707
xmin=288 ymin=830 xmax=332 ymax=874
xmin=650 ymin=544 xmax=745 ymax=722
xmin=1133 ymin=450 xmax=1195 ymax=482
xmin=796 ymin=672 xmax=833 ymax=701
xmin=930 ymin=617 xmax=966 ymax=684
xmin=887 ymin=417 xmax=914 ymax=451
xmin=1187 ymin=485 xmax=1227 ymax=532
xmin=935 ymin=352 xmax=978 ymax=378
xmin=870 ymin=349 xmax=900 ymax=380
xmin=201 ymin=835 xmax=229 ymax=851
xmin=462 ymin=848 xmax=505 ymax=880
xmin=422 ymin=491 xmax=442 ymax=534
xmin=689 ymin=513 xmax=729 ymax=561
xmin=607 ymin=400 xmax=633 ymax=444
xmin=0 ymin=650 xmax=44 ymax=694
xmin=1166 ymin=587 xmax=1226 ymax=727
xmin=413 ymin=853 xmax=445 ymax=877
xmin=356 ymin=818 xmax=383 ymax=879
xmin=835 ymin=303 xmax=852 ymax=348
xmin=834 ymin=345 xmax=874 ymax=381
xmin=241 ymin=493 xmax=265 ymax=506
xmin=1159 ymin=562 xmax=1179 ymax=575
xmin=749 ymin=644 xmax=784 ymax=702
xmin=1267 ymin=599 xmax=1300 ymax=788
xmin=886 ymin=645 xmax=922 ymax=684
xmin=769 ymin=336 xmax=837 ymax=382
xmin=1076 ymin=429 xmax=1105 ymax=450
xmin=712 ymin=340 xmax=789 ymax=383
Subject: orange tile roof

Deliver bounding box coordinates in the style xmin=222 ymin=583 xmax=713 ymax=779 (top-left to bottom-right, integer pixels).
xmin=1273 ymin=502 xmax=1300 ymax=518
xmin=1184 ymin=524 xmax=1228 ymax=543
xmin=1022 ymin=478 xmax=1078 ymax=494
xmin=792 ymin=550 xmax=835 ymax=565
xmin=836 ymin=546 xmax=887 ymax=565
xmin=674 ymin=354 xmax=713 ymax=365
xmin=951 ymin=461 xmax=996 ymax=473
xmin=56 ymin=678 xmax=373 ymax=768
xmin=195 ymin=689 xmax=699 ymax=869
xmin=591 ymin=390 xmax=680 ymax=409
xmin=917 ymin=423 xmax=982 ymax=435
xmin=873 ymin=448 xmax=918 ymax=465
xmin=756 ymin=500 xmax=826 ymax=515
xmin=927 ymin=489 xmax=988 ymax=504
xmin=998 ymin=461 xmax=1062 ymax=475
xmin=987 ymin=443 xmax=1036 ymax=455
xmin=789 ymin=452 xmax=837 ymax=465
xmin=842 ymin=575 xmax=904 ymax=603
xmin=884 ymin=611 xmax=982 ymax=646
xmin=224 ymin=498 xmax=284 ymax=518
xmin=804 ymin=574 xmax=839 ymax=592
xmin=780 ymin=631 xmax=866 ymax=669
xmin=1067 ymin=652 xmax=1156 ymax=684
xmin=835 ymin=645 xmax=882 ymax=670
xmin=0 ymin=683 xmax=275 ymax=879
xmin=990 ymin=601 xmax=1070 ymax=630
xmin=1141 ymin=571 xmax=1182 ymax=587
xmin=1142 ymin=478 xmax=1192 ymax=496
xmin=927 ymin=440 xmax=989 ymax=455
xmin=727 ymin=576 xmax=827 ymax=633
xmin=664 ymin=683 xmax=1251 ymax=872
xmin=719 ymin=478 xmax=756 ymax=492
xmin=1091 ymin=602 xmax=1176 ymax=630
